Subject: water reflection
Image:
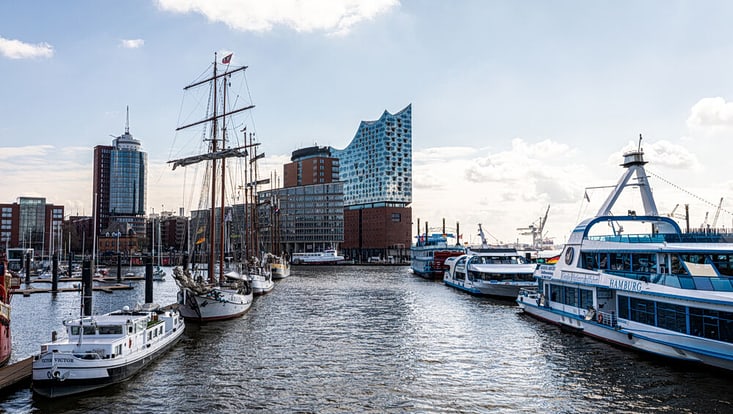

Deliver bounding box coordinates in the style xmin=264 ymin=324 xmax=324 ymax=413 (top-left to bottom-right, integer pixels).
xmin=0 ymin=266 xmax=731 ymax=413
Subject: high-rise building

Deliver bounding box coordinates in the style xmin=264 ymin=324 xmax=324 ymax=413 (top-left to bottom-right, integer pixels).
xmin=331 ymin=104 xmax=412 ymax=261
xmin=262 ymin=146 xmax=344 ymax=255
xmin=0 ymin=197 xmax=64 ymax=269
xmin=283 ymin=146 xmax=340 ymax=187
xmin=93 ymin=108 xmax=148 ymax=238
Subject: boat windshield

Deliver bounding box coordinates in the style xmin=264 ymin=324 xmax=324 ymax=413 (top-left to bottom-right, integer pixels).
xmin=470 ymin=256 xmax=527 ymax=265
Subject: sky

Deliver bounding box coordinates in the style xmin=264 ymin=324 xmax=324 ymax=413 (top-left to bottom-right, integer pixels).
xmin=3 ymin=1 xmax=733 ymax=247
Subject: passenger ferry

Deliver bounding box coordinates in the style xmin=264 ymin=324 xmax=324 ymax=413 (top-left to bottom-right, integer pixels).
xmin=411 ymin=233 xmax=465 ymax=280
xmin=290 ymin=249 xmax=344 ymax=265
xmin=443 ymin=248 xmax=537 ymax=298
xmin=32 ymin=304 xmax=185 ymax=398
xmin=517 ymin=146 xmax=733 ymax=371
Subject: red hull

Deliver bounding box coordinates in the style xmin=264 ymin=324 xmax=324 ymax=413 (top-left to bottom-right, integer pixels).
xmin=0 ymin=322 xmax=9 ymax=367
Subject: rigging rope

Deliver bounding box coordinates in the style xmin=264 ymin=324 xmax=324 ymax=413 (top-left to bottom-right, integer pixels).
xmin=647 ymin=169 xmax=733 ymax=216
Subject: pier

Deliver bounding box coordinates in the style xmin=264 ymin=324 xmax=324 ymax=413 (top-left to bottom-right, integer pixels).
xmin=13 ymin=283 xmax=134 ymax=296
xmin=0 ymin=357 xmax=32 ymax=394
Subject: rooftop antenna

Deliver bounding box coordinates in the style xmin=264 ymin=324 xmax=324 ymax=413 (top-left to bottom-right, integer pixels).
xmin=637 ymin=133 xmax=642 ymax=152
xmin=125 ymin=105 xmax=130 ymax=134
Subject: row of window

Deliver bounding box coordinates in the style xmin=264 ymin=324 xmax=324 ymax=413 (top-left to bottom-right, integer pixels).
xmin=618 ymin=294 xmax=733 ymax=343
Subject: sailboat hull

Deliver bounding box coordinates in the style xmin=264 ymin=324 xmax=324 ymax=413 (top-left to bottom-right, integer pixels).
xmin=177 ymin=288 xmax=253 ymax=321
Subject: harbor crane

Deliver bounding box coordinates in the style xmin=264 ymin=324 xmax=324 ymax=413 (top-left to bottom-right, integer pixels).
xmin=517 ymin=205 xmax=550 ymax=250
xmin=712 ymin=197 xmax=724 ymax=228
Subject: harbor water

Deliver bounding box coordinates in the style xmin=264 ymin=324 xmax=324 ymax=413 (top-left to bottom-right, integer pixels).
xmin=1 ymin=266 xmax=732 ymax=413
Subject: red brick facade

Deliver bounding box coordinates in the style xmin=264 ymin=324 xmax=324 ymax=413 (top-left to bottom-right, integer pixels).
xmin=343 ymin=206 xmax=411 ymax=249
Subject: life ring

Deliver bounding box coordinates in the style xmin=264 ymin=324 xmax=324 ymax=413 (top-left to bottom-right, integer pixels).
xmin=597 ymin=313 xmax=603 ymax=323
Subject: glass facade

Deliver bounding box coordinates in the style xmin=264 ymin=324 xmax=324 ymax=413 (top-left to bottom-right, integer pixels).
xmin=257 ymin=182 xmax=344 ymax=253
xmin=18 ymin=197 xmax=45 ymax=253
xmin=109 ymin=131 xmax=147 ymax=216
xmin=331 ymin=104 xmax=412 ymax=208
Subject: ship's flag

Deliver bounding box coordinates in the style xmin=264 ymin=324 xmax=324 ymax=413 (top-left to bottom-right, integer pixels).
xmin=195 ymin=237 xmax=206 ymax=245
xmin=222 ymin=53 xmax=233 ymax=64
xmin=545 ymin=255 xmax=560 ymax=265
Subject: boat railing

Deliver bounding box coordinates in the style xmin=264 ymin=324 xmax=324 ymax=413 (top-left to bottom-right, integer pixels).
xmin=588 ymin=232 xmax=733 ymax=244
xmin=596 ymin=310 xmax=617 ymax=328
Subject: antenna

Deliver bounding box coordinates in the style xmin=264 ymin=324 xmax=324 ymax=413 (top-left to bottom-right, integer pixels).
xmin=637 ymin=133 xmax=643 ymax=152
xmin=125 ymin=106 xmax=130 ymax=134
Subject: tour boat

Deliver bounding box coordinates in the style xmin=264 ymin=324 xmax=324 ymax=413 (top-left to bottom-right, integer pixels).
xmin=0 ymin=252 xmax=18 ymax=366
xmin=290 ymin=249 xmax=345 ymax=265
xmin=443 ymin=247 xmax=537 ymax=298
xmin=169 ymin=52 xmax=254 ymax=322
xmin=517 ymin=144 xmax=733 ymax=371
xmin=411 ymin=233 xmax=465 ymax=280
xmin=32 ymin=304 xmax=185 ymax=398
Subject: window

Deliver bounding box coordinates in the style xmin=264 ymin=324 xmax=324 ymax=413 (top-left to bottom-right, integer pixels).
xmin=391 ymin=213 xmax=401 ymax=222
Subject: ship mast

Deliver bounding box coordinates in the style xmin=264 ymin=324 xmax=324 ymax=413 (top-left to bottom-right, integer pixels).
xmin=168 ymin=53 xmax=256 ymax=284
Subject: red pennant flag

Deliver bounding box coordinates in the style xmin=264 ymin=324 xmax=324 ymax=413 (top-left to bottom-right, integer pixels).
xmin=222 ymin=53 xmax=232 ymax=64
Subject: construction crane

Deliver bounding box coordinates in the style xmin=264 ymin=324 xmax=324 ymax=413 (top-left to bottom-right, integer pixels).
xmin=712 ymin=197 xmax=724 ymax=228
xmin=517 ymin=205 xmax=550 ymax=250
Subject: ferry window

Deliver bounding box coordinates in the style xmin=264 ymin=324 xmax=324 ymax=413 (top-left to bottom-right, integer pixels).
xmin=83 ymin=326 xmax=96 ymax=335
xmin=633 ymin=254 xmax=656 ymax=273
xmin=710 ymin=278 xmax=733 ymax=292
xmin=99 ymin=326 xmax=123 ymax=335
xmin=598 ymin=254 xmax=608 ymax=269
xmin=692 ymin=277 xmax=714 ymax=291
xmin=671 ymin=255 xmax=688 ymax=275
xmin=678 ymin=276 xmax=696 ymax=290
xmin=579 ymin=289 xmax=593 ymax=309
xmin=617 ymin=295 xmax=630 ymax=319
xmin=629 ymin=297 xmax=655 ymax=326
xmin=549 ymin=284 xmax=559 ymax=303
xmin=71 ymin=326 xmax=80 ymax=335
xmin=611 ymin=253 xmax=630 ymax=271
xmin=689 ymin=308 xmax=723 ymax=341
xmin=582 ymin=252 xmax=595 ymax=270
xmin=564 ymin=286 xmax=578 ymax=307
xmin=656 ymin=302 xmax=686 ymax=334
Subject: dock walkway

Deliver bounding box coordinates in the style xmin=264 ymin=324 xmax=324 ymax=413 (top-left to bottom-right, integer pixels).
xmin=0 ymin=357 xmax=32 ymax=394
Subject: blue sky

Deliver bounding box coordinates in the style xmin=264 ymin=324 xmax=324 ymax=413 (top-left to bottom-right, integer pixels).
xmin=3 ymin=0 xmax=733 ymax=246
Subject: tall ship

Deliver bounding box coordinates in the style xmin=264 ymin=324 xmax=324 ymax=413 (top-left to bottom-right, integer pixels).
xmin=517 ymin=142 xmax=733 ymax=371
xmin=170 ymin=52 xmax=253 ymax=321
xmin=410 ymin=220 xmax=465 ymax=280
xmin=0 ymin=252 xmax=18 ymax=366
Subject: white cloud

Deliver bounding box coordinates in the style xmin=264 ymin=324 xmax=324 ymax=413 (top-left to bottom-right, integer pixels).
xmin=155 ymin=0 xmax=399 ymax=35
xmin=686 ymin=97 xmax=733 ymax=132
xmin=0 ymin=36 xmax=53 ymax=59
xmin=121 ymin=39 xmax=145 ymax=48
xmin=611 ymin=139 xmax=700 ymax=170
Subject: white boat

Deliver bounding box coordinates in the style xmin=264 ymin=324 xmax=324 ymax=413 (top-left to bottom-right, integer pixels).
xmin=32 ymin=304 xmax=185 ymax=398
xmin=443 ymin=247 xmax=537 ymax=298
xmin=291 ymin=249 xmax=345 ymax=265
xmin=268 ymin=254 xmax=291 ymax=279
xmin=169 ymin=52 xmax=254 ymax=322
xmin=153 ymin=266 xmax=166 ymax=281
xmin=517 ymin=144 xmax=733 ymax=371
xmin=411 ymin=232 xmax=465 ymax=280
xmin=250 ymin=268 xmax=274 ymax=295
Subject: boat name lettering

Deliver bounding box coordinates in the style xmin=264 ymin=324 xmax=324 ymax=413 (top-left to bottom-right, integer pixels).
xmin=560 ymin=271 xmax=600 ymax=284
xmin=41 ymin=358 xmax=74 ymax=363
xmin=609 ymin=278 xmax=643 ymax=292
xmin=538 ymin=266 xmax=555 ymax=279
